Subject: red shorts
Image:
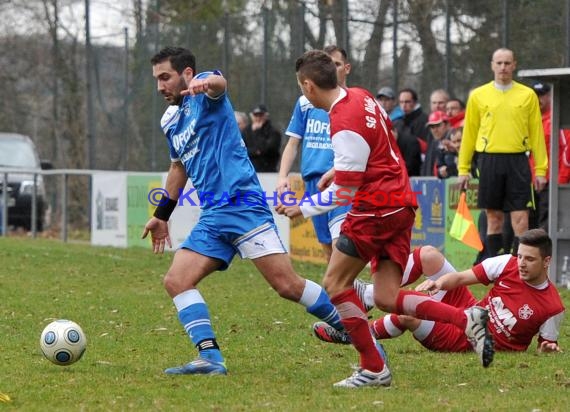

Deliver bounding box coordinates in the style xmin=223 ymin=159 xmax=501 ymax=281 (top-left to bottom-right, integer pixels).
xmin=419 ymin=323 xmax=472 ymax=352
xmin=341 ymin=206 xmax=415 ymax=273
xmin=372 ymin=247 xmax=427 ymax=284
xmin=418 ymin=287 xmax=477 ymax=352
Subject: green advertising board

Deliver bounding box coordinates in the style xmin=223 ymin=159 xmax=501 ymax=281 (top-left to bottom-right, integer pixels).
xmin=126 ymin=174 xmax=163 ymax=248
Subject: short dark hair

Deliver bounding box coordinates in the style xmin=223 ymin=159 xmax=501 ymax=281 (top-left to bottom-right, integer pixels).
xmin=519 ymin=228 xmax=552 ymax=258
xmin=451 ymin=126 xmax=463 ymax=137
xmin=448 ymin=98 xmax=465 ymax=109
xmin=399 ymin=87 xmax=419 ymax=102
xmin=150 ymin=47 xmax=196 ymax=74
xmin=295 ymin=50 xmax=337 ymax=90
xmin=323 ymin=45 xmax=348 ymax=62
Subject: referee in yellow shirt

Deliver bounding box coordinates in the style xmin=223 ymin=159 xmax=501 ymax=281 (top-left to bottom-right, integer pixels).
xmin=458 ymin=48 xmax=548 ymax=257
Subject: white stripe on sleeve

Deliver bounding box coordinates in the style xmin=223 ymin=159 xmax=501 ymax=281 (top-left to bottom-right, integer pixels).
xmin=332 ymin=130 xmax=370 ymax=172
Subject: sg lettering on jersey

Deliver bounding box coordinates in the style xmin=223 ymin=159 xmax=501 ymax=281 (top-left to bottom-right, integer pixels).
xmin=364 ymin=96 xmax=378 ymax=129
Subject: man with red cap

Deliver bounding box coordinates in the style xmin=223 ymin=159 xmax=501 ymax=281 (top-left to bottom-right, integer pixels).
xmin=422 ymin=111 xmax=451 ymax=176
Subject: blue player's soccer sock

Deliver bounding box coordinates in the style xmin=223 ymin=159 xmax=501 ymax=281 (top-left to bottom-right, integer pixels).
xmin=173 ymin=289 xmax=224 ymax=364
xmin=299 ymin=279 xmax=344 ymax=331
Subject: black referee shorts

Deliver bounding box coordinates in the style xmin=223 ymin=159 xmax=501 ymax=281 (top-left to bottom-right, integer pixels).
xmin=476 ymin=152 xmax=532 ymax=211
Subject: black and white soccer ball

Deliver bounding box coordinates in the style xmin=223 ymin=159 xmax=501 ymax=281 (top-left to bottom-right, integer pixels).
xmin=40 ymin=319 xmax=87 ymax=366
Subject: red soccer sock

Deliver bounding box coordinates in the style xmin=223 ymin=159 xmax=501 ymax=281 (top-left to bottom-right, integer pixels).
xmin=331 ymin=288 xmax=384 ymax=372
xmin=396 ymin=290 xmax=467 ymax=329
xmin=402 ymin=247 xmax=424 ymax=287
xmin=370 ymin=314 xmax=405 ymax=339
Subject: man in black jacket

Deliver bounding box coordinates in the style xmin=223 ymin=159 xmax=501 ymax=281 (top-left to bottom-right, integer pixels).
xmin=397 ymin=88 xmax=430 ymax=154
xmin=392 ymin=88 xmax=428 ymax=176
xmin=243 ymin=104 xmax=282 ymax=172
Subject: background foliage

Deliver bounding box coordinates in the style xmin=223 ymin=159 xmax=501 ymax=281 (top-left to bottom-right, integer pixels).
xmin=0 ymin=0 xmax=568 ymax=232
xmin=0 ymin=0 xmax=568 ymax=173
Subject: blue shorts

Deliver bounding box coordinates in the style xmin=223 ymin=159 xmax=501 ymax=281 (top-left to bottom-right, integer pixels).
xmin=180 ymin=199 xmax=287 ymax=270
xmin=305 ymin=177 xmax=350 ymax=245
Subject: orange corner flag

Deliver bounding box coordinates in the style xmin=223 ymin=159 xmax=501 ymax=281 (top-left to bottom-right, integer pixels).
xmin=449 ymin=191 xmax=483 ymax=251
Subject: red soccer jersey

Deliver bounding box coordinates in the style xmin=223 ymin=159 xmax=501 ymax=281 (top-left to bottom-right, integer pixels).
xmin=329 ymin=87 xmax=417 ymax=214
xmin=473 ymin=254 xmax=565 ymax=351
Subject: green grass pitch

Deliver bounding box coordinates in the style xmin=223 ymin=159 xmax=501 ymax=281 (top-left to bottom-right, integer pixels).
xmin=0 ymin=237 xmax=569 ymax=411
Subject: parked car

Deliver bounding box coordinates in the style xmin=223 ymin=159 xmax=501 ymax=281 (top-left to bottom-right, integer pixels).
xmin=0 ymin=133 xmax=51 ymax=231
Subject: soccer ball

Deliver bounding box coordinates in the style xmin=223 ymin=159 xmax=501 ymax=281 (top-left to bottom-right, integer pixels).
xmin=39 ymin=319 xmax=87 ymax=366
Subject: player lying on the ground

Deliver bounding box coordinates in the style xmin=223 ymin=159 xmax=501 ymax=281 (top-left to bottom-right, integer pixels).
xmin=314 ymin=228 xmax=565 ymax=353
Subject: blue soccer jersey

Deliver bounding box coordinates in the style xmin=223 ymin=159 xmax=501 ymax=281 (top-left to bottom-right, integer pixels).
xmin=160 ymin=71 xmax=262 ymax=210
xmin=285 ymin=96 xmax=334 ymax=180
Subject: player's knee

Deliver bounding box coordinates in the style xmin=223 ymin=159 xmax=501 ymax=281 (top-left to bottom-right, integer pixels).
xmin=419 ymin=245 xmax=443 ymax=275
xmin=273 ymin=282 xmax=299 ymax=301
xmin=419 ymin=245 xmax=439 ymax=260
xmin=163 ymin=270 xmax=192 ymax=297
xmin=322 ymin=276 xmax=334 ymax=294
xmin=322 ymin=273 xmax=353 ymax=298
xmin=163 ymin=271 xmax=172 ymax=287
xmin=267 ymin=272 xmax=303 ymax=301
xmin=374 ymin=293 xmax=397 ymax=313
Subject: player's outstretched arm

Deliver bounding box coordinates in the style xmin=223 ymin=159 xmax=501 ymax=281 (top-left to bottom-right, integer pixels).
xmin=416 ymin=269 xmax=479 ymax=294
xmin=182 ymin=73 xmax=227 ymax=98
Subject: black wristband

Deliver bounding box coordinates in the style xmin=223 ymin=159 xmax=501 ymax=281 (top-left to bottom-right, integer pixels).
xmin=153 ymin=197 xmax=177 ymax=221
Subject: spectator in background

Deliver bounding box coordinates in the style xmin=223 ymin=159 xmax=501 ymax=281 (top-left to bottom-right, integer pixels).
xmin=375 ymin=86 xmax=404 ymax=121
xmin=430 ymin=89 xmax=450 ymax=113
xmin=234 ymin=111 xmax=249 ymax=136
xmin=392 ymin=121 xmax=422 ymax=177
xmin=458 ymin=48 xmax=547 ymax=257
xmin=446 ymin=98 xmax=466 ymax=128
xmin=436 ymin=126 xmax=462 ymax=179
xmin=530 ymin=81 xmax=570 ymax=231
xmin=422 ymin=111 xmax=451 ymax=177
xmin=243 ymin=104 xmax=282 ymax=172
xmin=397 ymin=88 xmax=430 ymax=155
